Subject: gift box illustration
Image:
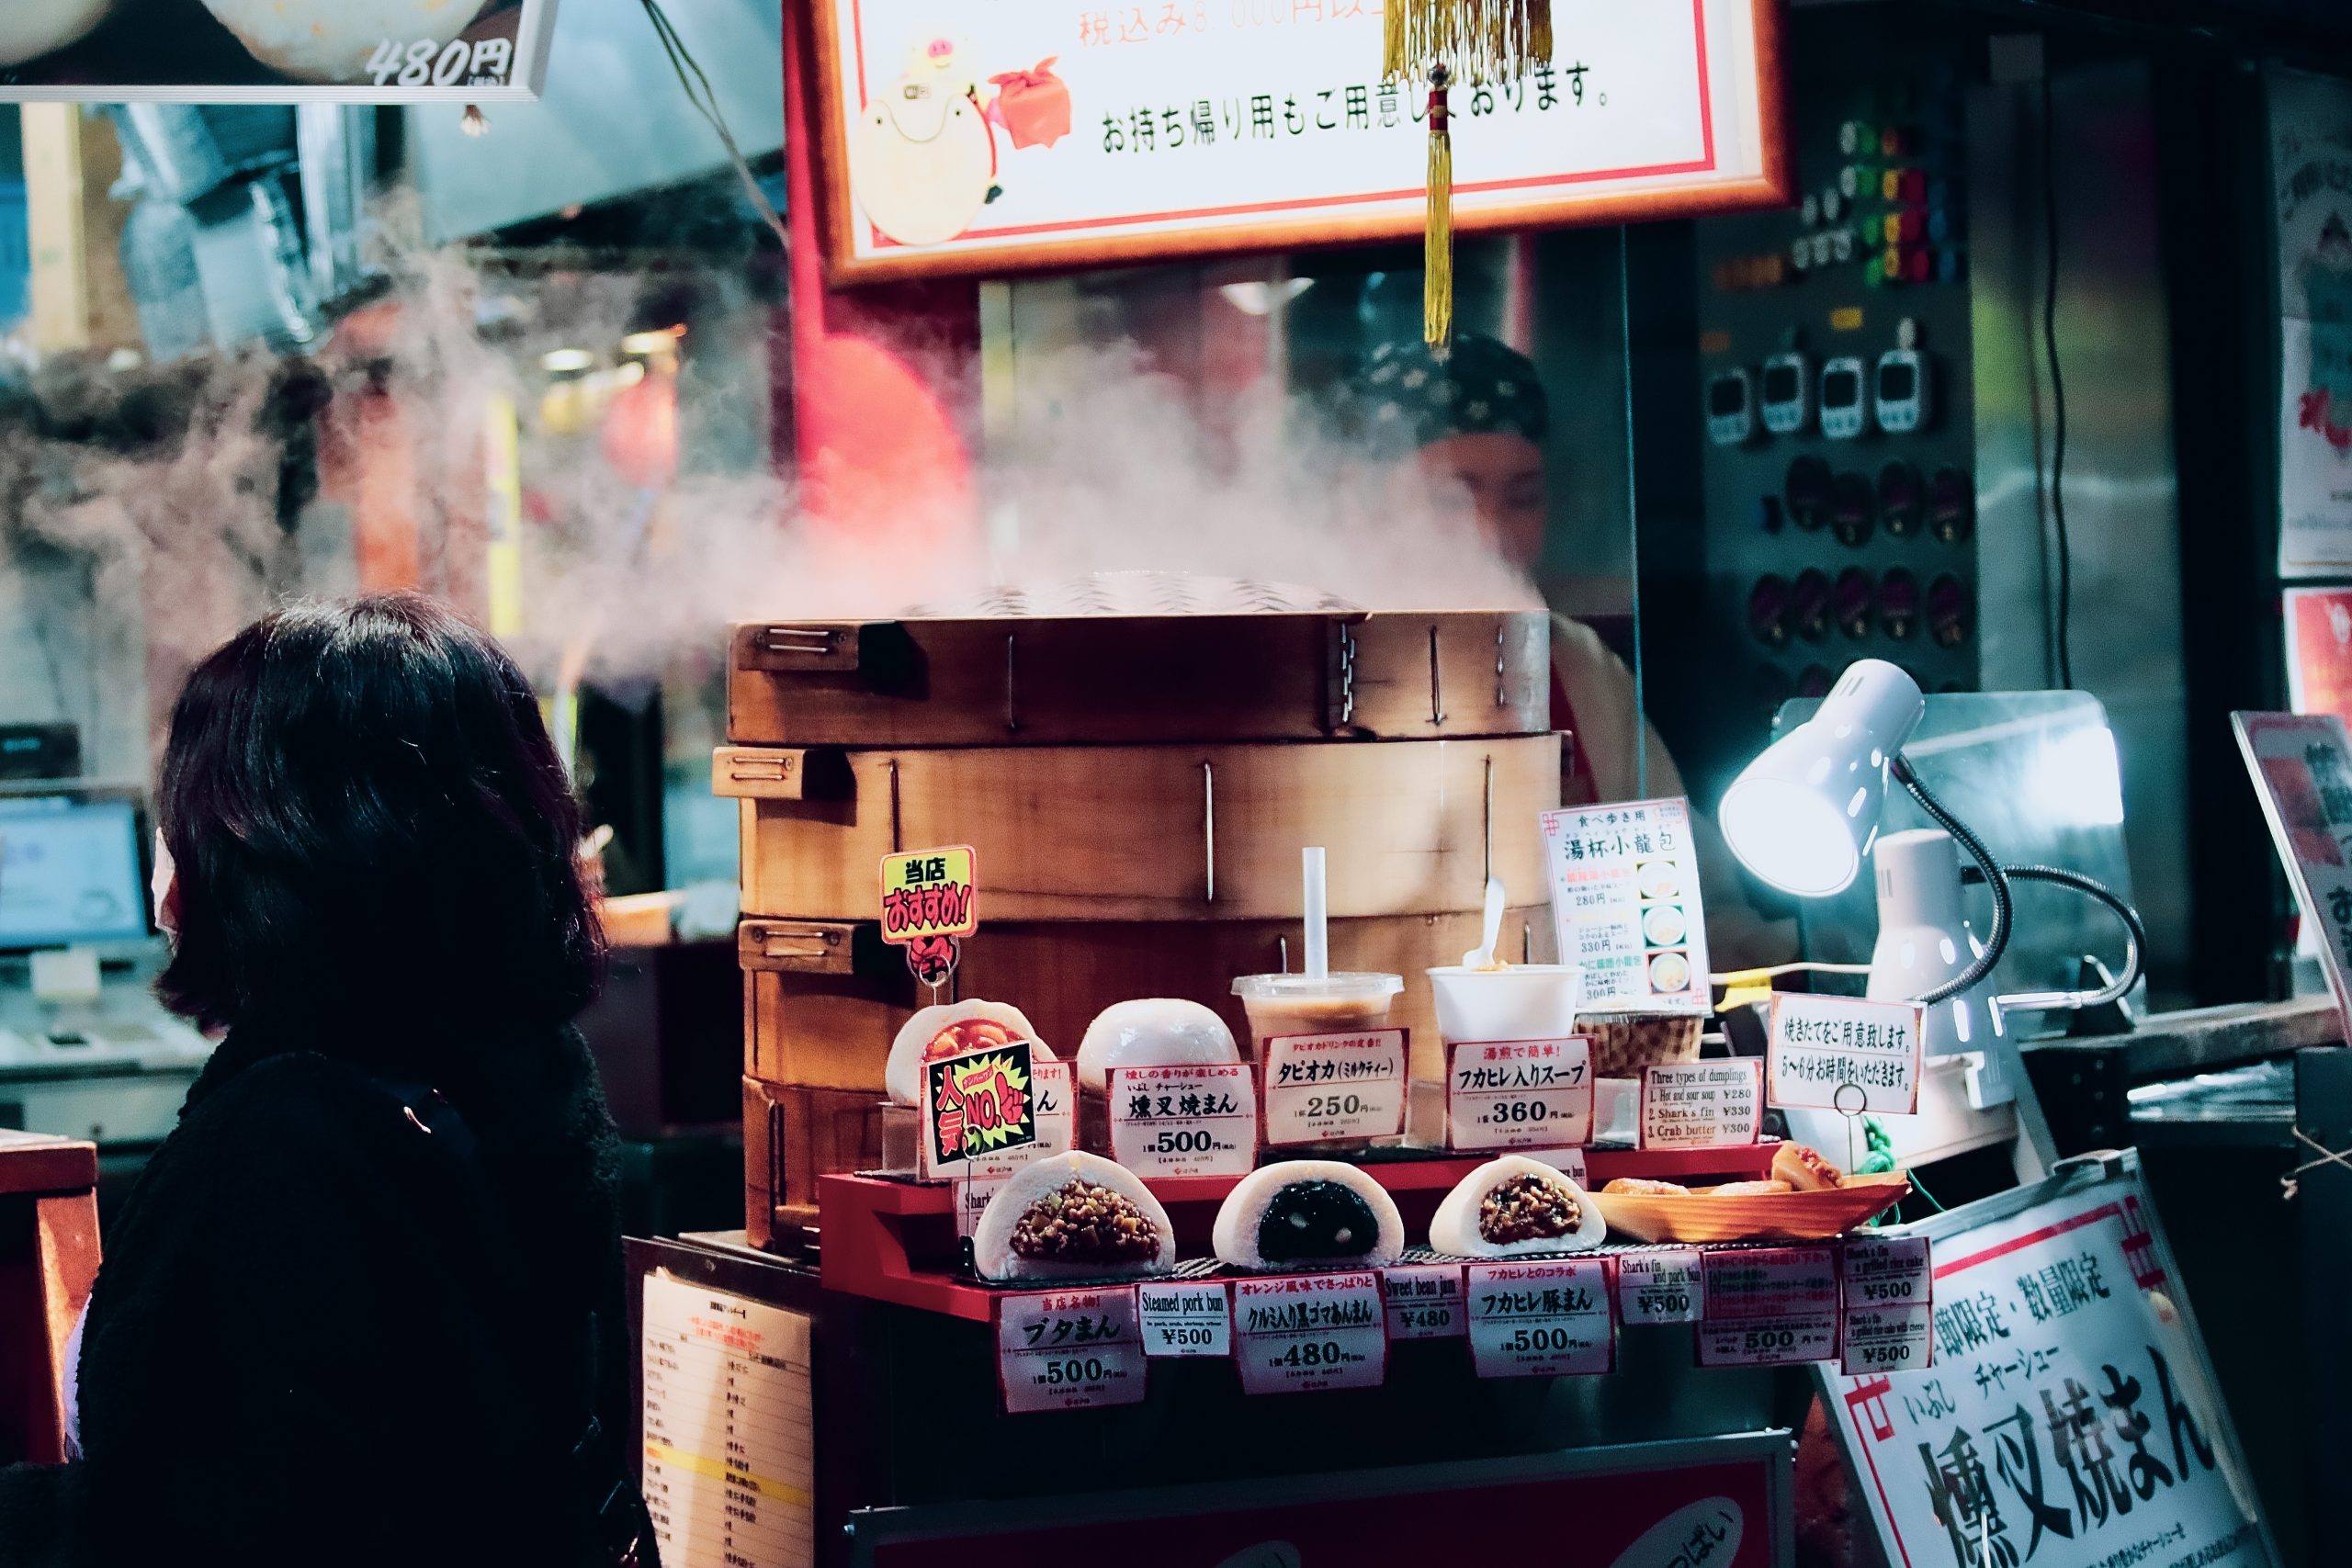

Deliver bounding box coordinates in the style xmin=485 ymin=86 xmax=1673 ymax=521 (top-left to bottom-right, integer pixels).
xmin=990 ymin=58 xmax=1072 ymax=150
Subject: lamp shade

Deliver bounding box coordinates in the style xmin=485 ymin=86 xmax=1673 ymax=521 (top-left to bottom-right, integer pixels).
xmin=1718 ymin=660 xmax=1925 ymax=897
xmin=1868 ymin=829 xmax=2008 ymax=1095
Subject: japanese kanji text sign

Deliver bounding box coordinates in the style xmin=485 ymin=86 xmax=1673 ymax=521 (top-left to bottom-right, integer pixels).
xmin=996 ymin=1288 xmax=1147 ymax=1413
xmin=1767 ymin=994 xmax=1925 ymax=1116
xmin=1827 ymin=1157 xmax=2278 ymax=1568
xmin=1541 ymin=798 xmax=1713 ymax=1014
xmin=921 ymin=1040 xmax=1036 ymax=1179
xmin=1446 ymin=1037 xmax=1594 ymax=1151
xmin=1230 ymin=1272 xmax=1387 ymax=1395
xmin=1109 ymin=1063 xmax=1257 ymax=1177
xmin=1466 ymin=1259 xmax=1614 ymax=1378
xmin=1260 ymin=1029 xmax=1408 ymax=1145
xmin=880 ymin=846 xmax=978 ymax=943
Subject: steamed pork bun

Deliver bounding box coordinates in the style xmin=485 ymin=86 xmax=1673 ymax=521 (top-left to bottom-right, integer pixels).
xmin=1076 ymin=998 xmax=1238 ymax=1094
xmin=885 ymin=1000 xmax=1049 ymax=1108
xmin=201 ymin=0 xmax=488 ymax=83
xmin=2 ymin=0 xmax=114 ymax=67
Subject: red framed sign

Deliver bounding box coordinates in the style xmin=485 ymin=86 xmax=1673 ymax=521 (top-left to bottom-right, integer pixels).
xmin=802 ymin=0 xmax=1789 ymax=285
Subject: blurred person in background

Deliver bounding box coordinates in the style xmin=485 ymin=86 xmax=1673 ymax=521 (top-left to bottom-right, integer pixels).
xmin=1351 ymin=331 xmax=1793 ymax=967
xmin=0 ymin=595 xmax=651 ymax=1568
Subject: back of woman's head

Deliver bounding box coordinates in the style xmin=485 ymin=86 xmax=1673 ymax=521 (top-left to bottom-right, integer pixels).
xmin=157 ymin=594 xmax=602 ymax=1039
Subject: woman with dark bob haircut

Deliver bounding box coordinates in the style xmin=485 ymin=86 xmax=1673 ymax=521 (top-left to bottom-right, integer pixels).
xmin=0 ymin=595 xmax=650 ymax=1568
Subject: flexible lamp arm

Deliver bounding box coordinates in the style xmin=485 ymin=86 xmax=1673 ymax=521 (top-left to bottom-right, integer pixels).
xmin=1890 ymin=755 xmax=2013 ymax=1006
xmin=1966 ymin=864 xmax=2147 ymax=1012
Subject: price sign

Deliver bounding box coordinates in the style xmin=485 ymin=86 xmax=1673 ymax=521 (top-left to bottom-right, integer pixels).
xmin=1766 ymin=995 xmax=1924 ymax=1115
xmin=1108 ymin=1064 xmax=1258 ymax=1178
xmin=1541 ymin=798 xmax=1713 ymax=1014
xmin=1638 ymin=1060 xmax=1764 ymax=1150
xmin=1699 ymin=1246 xmax=1841 ymax=1368
xmin=1615 ymin=1249 xmax=1703 ymax=1325
xmin=1230 ymin=1273 xmax=1387 ymax=1395
xmin=1260 ymin=1030 xmax=1408 ymax=1146
xmin=1840 ymin=1235 xmax=1934 ymax=1375
xmin=1446 ymin=1037 xmax=1594 ymax=1151
xmin=995 ymin=1288 xmax=1147 ymax=1414
xmin=951 ymin=1061 xmax=1076 ymax=1235
xmin=880 ymin=845 xmax=979 ymax=943
xmin=1137 ymin=1281 xmax=1232 ymax=1359
xmin=1382 ymin=1264 xmax=1467 ymax=1341
xmin=920 ymin=1040 xmax=1039 ymax=1179
xmin=1465 ymin=1260 xmax=1614 ymax=1378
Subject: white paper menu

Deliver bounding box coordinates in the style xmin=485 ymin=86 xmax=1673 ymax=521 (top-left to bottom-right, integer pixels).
xmin=640 ymin=1272 xmax=816 ymax=1568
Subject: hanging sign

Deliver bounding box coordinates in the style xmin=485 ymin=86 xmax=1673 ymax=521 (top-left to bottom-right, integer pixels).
xmin=2235 ymin=712 xmax=2352 ymax=1034
xmin=1541 ymin=798 xmax=1713 ymax=1014
xmin=0 ymin=0 xmax=559 ymax=103
xmin=951 ymin=1060 xmax=1075 ymax=1235
xmin=1826 ymin=1154 xmax=2282 ymax=1568
xmin=883 ymin=845 xmax=978 ymax=987
xmin=804 ymin=0 xmax=1787 ymax=284
xmin=1766 ymin=995 xmax=1924 ymax=1116
xmin=996 ymin=1287 xmax=1148 ymax=1413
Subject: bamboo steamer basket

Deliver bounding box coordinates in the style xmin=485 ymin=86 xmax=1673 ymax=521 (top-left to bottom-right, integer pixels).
xmin=724 ymin=601 xmax=1562 ymax=1247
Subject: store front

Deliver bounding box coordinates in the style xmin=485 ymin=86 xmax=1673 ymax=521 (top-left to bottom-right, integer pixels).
xmin=1 ymin=2 xmax=2350 ymax=1566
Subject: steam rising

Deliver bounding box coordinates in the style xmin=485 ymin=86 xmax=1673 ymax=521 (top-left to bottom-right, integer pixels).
xmin=0 ymin=202 xmax=1536 ymax=776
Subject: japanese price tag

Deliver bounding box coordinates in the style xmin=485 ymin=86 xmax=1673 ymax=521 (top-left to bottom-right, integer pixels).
xmin=1108 ymin=1064 xmax=1257 ymax=1178
xmin=1615 ymin=1249 xmax=1703 ymax=1325
xmin=1699 ymin=1246 xmax=1842 ymax=1367
xmin=1137 ymin=1281 xmax=1231 ymax=1359
xmin=1446 ymin=1037 xmax=1594 ymax=1151
xmin=1766 ymin=994 xmax=1924 ymax=1115
xmin=1465 ymin=1259 xmax=1614 ymax=1378
xmin=951 ymin=1061 xmax=1075 ymax=1235
xmin=1381 ymin=1264 xmax=1467 ymax=1341
xmin=1230 ymin=1273 xmax=1388 ymax=1394
xmin=1540 ymin=798 xmax=1712 ymax=1014
xmin=1840 ymin=1235 xmax=1934 ymax=1375
xmin=920 ymin=1039 xmax=1039 ymax=1179
xmin=995 ymin=1288 xmax=1147 ymax=1414
xmin=1260 ymin=1029 xmax=1408 ymax=1145
xmin=1638 ymin=1060 xmax=1764 ymax=1150
xmin=879 ymin=845 xmax=978 ymax=942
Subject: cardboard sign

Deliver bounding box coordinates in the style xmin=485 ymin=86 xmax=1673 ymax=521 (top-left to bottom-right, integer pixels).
xmin=1541 ymin=798 xmax=1713 ymax=1014
xmin=1230 ymin=1273 xmax=1387 ymax=1395
xmin=1616 ymin=1249 xmax=1704 ymax=1325
xmin=920 ymin=1040 xmax=1038 ymax=1179
xmin=806 ymin=0 xmax=1785 ymax=283
xmin=1829 ymin=1156 xmax=2282 ymax=1568
xmin=1260 ymin=1029 xmax=1408 ymax=1145
xmin=996 ymin=1288 xmax=1147 ymax=1414
xmin=1382 ymin=1264 xmax=1468 ymax=1341
xmin=1466 ymin=1259 xmax=1615 ymax=1378
xmin=951 ymin=1061 xmax=1075 ymax=1234
xmin=1446 ymin=1037 xmax=1595 ymax=1151
xmin=1639 ymin=1061 xmax=1765 ymax=1150
xmin=880 ymin=845 xmax=979 ymax=942
xmin=1698 ymin=1246 xmax=1841 ymax=1368
xmin=2236 ymin=712 xmax=2352 ymax=1034
xmin=1137 ymin=1281 xmax=1232 ymax=1359
xmin=1108 ymin=1064 xmax=1257 ymax=1178
xmin=1766 ymin=995 xmax=1924 ymax=1115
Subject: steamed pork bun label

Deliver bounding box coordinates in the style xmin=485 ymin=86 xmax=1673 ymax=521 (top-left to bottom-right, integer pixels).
xmin=1638 ymin=1061 xmax=1764 ymax=1150
xmin=1138 ymin=1282 xmax=1232 ymax=1359
xmin=995 ymin=1288 xmax=1147 ymax=1414
xmin=1260 ymin=1030 xmax=1408 ymax=1145
xmin=1446 ymin=1037 xmax=1594 ymax=1151
xmin=1109 ymin=1064 xmax=1257 ymax=1178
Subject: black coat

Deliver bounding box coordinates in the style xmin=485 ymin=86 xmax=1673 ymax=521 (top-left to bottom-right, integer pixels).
xmin=0 ymin=1019 xmax=629 ymax=1568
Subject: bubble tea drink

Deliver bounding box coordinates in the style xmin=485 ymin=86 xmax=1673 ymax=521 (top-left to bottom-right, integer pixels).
xmin=1230 ymin=972 xmax=1404 ymax=1055
xmin=1231 ymin=971 xmax=1408 ymax=1151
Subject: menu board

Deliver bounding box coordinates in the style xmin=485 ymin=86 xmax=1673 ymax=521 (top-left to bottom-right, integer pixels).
xmin=1542 ymin=798 xmax=1713 ymax=1014
xmin=804 ymin=0 xmax=1786 ymax=283
xmin=1826 ymin=1156 xmax=2280 ymax=1568
xmin=640 ymin=1273 xmax=816 ymax=1568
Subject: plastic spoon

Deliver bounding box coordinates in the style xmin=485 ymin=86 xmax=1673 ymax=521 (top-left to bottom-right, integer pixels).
xmin=1461 ymin=876 xmax=1507 ymax=969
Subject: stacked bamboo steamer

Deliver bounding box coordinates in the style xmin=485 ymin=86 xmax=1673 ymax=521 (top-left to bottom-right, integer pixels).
xmin=720 ymin=578 xmax=1563 ymax=1245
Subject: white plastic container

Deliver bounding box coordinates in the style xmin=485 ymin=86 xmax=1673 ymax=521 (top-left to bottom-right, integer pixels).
xmin=1426 ymin=964 xmax=1579 ymax=1043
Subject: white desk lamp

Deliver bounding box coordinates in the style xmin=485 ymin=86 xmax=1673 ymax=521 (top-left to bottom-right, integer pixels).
xmin=1719 ymin=659 xmax=2144 ymax=1024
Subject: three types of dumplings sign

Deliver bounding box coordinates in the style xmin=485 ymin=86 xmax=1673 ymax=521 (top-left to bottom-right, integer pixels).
xmin=881 ymin=845 xmax=978 ymax=985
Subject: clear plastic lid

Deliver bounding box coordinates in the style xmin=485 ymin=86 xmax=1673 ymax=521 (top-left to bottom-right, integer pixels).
xmin=1230 ymin=972 xmax=1404 ymax=1001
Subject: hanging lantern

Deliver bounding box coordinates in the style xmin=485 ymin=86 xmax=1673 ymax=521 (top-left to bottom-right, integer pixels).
xmin=1382 ymin=0 xmax=1553 ymax=356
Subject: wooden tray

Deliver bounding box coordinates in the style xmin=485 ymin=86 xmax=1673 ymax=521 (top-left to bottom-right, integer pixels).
xmin=1593 ymin=1175 xmax=1913 ymax=1244
xmin=725 ymin=610 xmax=1551 ymax=748
xmin=723 ymin=734 xmax=1560 ymax=922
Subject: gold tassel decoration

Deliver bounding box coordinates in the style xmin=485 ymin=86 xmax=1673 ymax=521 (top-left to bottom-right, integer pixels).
xmin=1424 ymin=71 xmax=1453 ymax=355
xmin=1382 ymin=0 xmax=1554 ymax=355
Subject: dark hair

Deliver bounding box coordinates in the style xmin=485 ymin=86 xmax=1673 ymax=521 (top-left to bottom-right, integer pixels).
xmin=156 ymin=594 xmax=603 ymax=1040
xmin=1345 ymin=329 xmax=1552 ymax=457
